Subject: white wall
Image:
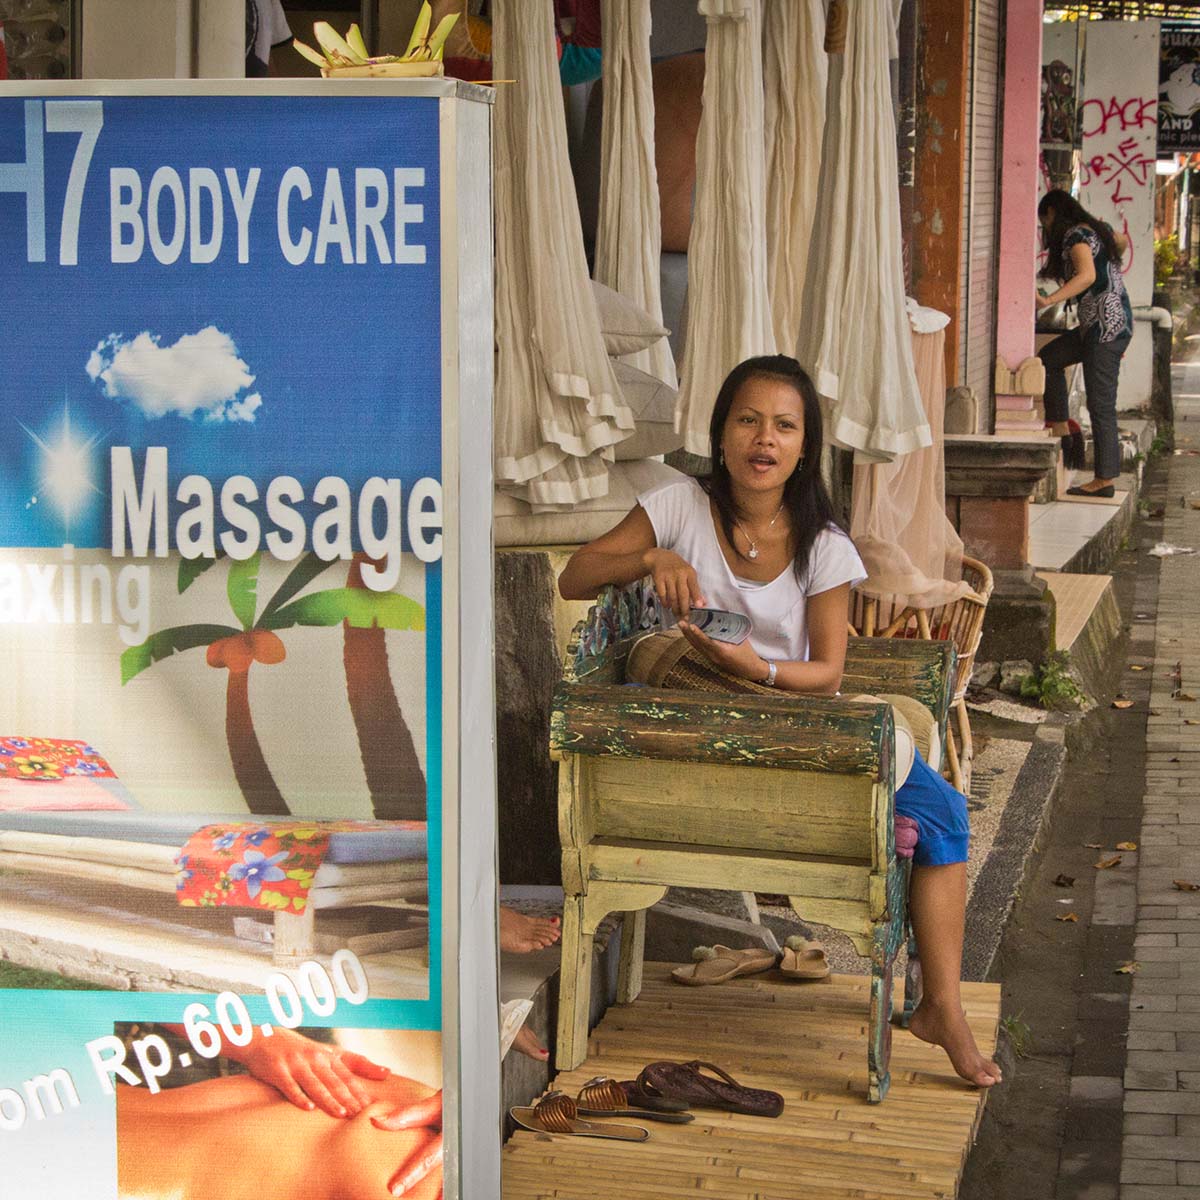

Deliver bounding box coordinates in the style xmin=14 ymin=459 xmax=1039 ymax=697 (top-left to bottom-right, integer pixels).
xmin=82 ymin=0 xmax=243 ymax=79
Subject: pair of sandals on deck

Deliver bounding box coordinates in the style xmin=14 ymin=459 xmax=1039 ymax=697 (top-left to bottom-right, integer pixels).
xmin=510 ymin=1062 xmax=784 ymax=1142
xmin=670 ymin=937 xmax=830 ymax=986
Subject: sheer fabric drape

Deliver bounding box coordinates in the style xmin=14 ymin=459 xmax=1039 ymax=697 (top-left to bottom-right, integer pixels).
xmin=796 ymin=0 xmax=930 ymax=464
xmin=675 ymin=0 xmax=776 ymax=457
xmin=763 ymin=0 xmax=826 ymax=358
xmin=850 ymin=323 xmax=969 ymax=609
xmin=595 ymin=0 xmax=677 ymax=387
xmin=492 ymin=0 xmax=633 ymax=509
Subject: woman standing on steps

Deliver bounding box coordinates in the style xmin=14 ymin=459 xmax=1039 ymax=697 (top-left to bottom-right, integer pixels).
xmin=1036 ymin=189 xmax=1133 ymax=498
xmin=558 ymin=355 xmax=1002 ymax=1090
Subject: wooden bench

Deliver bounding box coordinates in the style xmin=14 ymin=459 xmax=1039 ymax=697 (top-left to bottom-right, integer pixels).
xmin=0 ymin=815 xmax=427 ymax=966
xmin=550 ymin=581 xmax=955 ymax=1102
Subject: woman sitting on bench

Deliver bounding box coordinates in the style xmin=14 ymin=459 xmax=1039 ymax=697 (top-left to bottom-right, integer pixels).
xmin=558 ymin=354 xmax=1001 ymax=1089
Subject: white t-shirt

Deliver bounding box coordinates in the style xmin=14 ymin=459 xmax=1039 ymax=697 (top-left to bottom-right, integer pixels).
xmin=638 ymin=477 xmax=866 ymax=663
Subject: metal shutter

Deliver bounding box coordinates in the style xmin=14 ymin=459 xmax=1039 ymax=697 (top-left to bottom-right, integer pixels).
xmin=958 ymin=0 xmax=1002 ymax=404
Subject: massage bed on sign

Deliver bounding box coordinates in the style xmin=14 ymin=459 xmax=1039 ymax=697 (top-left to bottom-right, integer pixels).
xmin=0 ymin=810 xmax=428 ymax=966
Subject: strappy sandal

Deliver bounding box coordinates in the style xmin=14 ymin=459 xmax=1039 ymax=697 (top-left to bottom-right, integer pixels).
xmin=636 ymin=1060 xmax=784 ymax=1118
xmin=576 ymin=1077 xmax=694 ymax=1124
xmin=509 ymin=1091 xmax=649 ymax=1141
xmin=616 ymin=1078 xmax=691 ymax=1114
xmin=778 ymin=936 xmax=830 ymax=980
xmin=670 ymin=944 xmax=778 ymax=986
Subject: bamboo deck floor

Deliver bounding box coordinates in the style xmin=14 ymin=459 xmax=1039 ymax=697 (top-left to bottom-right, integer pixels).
xmin=503 ymin=963 xmax=1000 ymax=1200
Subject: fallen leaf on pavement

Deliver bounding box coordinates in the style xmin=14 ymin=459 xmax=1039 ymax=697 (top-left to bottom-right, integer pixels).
xmin=1186 ymin=719 xmax=1200 ymax=726
xmin=1095 ymin=856 xmax=1123 ymax=870
xmin=1115 ymin=961 xmax=1141 ymax=974
xmin=1150 ymin=709 xmax=1162 ymax=716
xmin=1116 ymin=842 xmax=1138 ymax=851
xmin=1130 ymin=664 xmax=1147 ymax=671
xmin=1174 ymin=880 xmax=1200 ymax=892
xmin=1056 ymin=913 xmax=1079 ymax=923
xmin=1177 ymin=693 xmax=1197 ymax=702
xmin=1085 ymin=843 xmax=1103 ymax=849
xmin=1113 ymin=698 xmax=1135 ymax=709
xmin=1052 ymin=874 xmax=1076 ymax=888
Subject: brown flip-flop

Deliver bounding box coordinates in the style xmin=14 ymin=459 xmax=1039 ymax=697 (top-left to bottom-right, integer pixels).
xmin=636 ymin=1060 xmax=784 ymax=1118
xmin=576 ymin=1077 xmax=693 ymax=1124
xmin=670 ymin=944 xmax=778 ymax=986
xmin=778 ymin=936 xmax=830 ymax=980
xmin=510 ymin=1091 xmax=649 ymax=1141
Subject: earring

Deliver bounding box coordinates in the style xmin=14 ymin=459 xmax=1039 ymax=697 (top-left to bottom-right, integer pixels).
xmin=718 ymin=448 xmax=725 ymax=467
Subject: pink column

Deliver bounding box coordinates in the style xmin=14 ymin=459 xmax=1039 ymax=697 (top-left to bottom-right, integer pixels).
xmin=995 ymin=0 xmax=1043 ymax=371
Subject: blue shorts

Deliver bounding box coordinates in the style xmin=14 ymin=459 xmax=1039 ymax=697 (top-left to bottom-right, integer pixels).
xmin=895 ymin=748 xmax=970 ymax=867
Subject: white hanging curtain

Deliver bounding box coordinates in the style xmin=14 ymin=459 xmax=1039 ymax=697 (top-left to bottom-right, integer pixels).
xmin=675 ymin=0 xmax=776 ymax=458
xmin=796 ymin=0 xmax=930 ymax=464
xmin=493 ymin=0 xmax=633 ymax=509
xmin=595 ymin=0 xmax=677 ymax=388
xmin=763 ymin=0 xmax=826 ymax=357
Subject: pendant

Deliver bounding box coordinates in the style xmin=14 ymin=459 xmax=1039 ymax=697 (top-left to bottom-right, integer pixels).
xmin=748 ymin=546 xmax=759 ymax=559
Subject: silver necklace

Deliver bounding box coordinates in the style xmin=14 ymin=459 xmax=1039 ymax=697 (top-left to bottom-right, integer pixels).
xmin=734 ymin=503 xmax=785 ymax=560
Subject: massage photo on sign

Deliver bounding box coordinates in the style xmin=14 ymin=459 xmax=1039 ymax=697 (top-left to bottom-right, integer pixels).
xmin=113 ymin=1025 xmax=444 ymax=1200
xmin=0 ymin=319 xmax=440 ymax=1003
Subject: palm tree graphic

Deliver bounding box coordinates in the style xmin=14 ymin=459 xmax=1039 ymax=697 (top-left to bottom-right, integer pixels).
xmin=121 ymin=552 xmax=424 ymax=816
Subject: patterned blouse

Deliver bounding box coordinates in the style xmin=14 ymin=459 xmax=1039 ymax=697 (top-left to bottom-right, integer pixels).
xmin=1062 ymin=224 xmax=1133 ymax=344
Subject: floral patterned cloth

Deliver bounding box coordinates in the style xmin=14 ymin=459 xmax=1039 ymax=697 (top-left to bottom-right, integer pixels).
xmin=1062 ymin=225 xmax=1133 ymax=345
xmin=175 ymin=820 xmax=413 ymax=913
xmin=0 ymin=736 xmax=118 ymax=782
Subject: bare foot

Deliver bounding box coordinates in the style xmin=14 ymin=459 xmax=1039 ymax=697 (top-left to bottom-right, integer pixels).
xmin=499 ymin=906 xmax=561 ymax=954
xmin=908 ymin=999 xmax=1002 ymax=1088
xmin=511 ymin=1024 xmax=549 ymax=1062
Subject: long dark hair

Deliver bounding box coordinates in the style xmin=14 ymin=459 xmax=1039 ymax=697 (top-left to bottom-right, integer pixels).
xmin=700 ymin=355 xmax=842 ymax=584
xmin=1038 ymin=188 xmax=1121 ymax=282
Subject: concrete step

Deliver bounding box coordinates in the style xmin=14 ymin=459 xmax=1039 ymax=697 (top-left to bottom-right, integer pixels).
xmin=1029 ymin=469 xmax=1139 ymax=574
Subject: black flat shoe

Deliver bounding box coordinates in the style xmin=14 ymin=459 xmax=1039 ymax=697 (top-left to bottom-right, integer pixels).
xmin=1066 ymin=484 xmax=1115 ymax=498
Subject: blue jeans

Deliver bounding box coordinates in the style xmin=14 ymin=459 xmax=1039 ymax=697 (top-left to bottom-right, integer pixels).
xmin=1038 ymin=327 xmax=1131 ymax=480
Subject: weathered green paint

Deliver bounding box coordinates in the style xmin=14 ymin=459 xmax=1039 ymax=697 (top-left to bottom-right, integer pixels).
xmin=553 ymin=684 xmax=893 ymax=778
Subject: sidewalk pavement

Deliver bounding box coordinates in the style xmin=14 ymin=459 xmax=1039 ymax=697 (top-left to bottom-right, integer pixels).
xmin=1120 ymin=378 xmax=1200 ymax=1198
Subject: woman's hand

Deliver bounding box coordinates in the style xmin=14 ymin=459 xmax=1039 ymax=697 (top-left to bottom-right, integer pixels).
xmin=1035 ymin=291 xmax=1054 ymax=310
xmin=646 ymin=548 xmax=706 ymax=620
xmin=678 ymin=620 xmax=767 ymax=681
xmin=374 ymin=1090 xmax=443 ymax=1198
xmin=228 ymin=1026 xmax=389 ymax=1117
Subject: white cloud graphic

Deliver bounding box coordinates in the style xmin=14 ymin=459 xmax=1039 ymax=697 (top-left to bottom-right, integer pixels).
xmin=86 ymin=326 xmax=263 ymax=423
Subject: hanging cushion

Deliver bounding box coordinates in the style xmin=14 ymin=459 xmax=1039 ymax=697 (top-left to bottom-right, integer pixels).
xmin=611 ymin=361 xmax=683 ymax=460
xmin=495 ymin=458 xmax=682 ymax=547
xmin=591 ymin=280 xmax=669 ymax=356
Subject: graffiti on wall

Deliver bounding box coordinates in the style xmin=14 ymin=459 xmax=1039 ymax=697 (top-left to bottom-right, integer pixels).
xmin=1078 ymin=22 xmax=1160 ymax=305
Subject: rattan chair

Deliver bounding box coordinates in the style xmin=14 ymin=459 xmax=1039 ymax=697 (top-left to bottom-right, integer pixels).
xmin=848 ymin=556 xmax=994 ymax=794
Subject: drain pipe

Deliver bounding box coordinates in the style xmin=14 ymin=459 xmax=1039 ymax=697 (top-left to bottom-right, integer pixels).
xmin=1133 ymin=305 xmax=1173 ymax=331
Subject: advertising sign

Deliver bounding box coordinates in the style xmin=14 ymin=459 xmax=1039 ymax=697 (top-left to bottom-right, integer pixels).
xmin=1159 ymin=24 xmax=1200 ymax=152
xmin=0 ymin=80 xmax=497 ymax=1199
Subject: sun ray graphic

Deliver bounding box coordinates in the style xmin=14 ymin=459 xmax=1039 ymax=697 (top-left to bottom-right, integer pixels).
xmin=19 ymin=405 xmax=105 ymax=536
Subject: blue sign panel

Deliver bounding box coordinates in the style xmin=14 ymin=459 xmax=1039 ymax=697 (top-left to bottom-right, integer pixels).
xmin=0 ymin=92 xmax=448 ymax=1198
